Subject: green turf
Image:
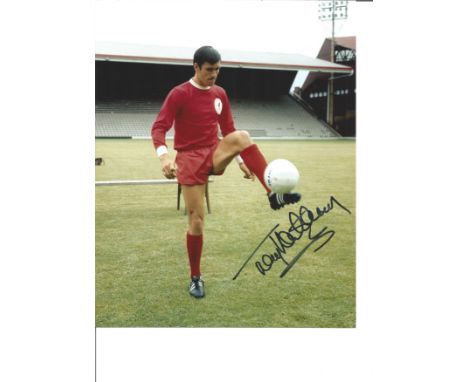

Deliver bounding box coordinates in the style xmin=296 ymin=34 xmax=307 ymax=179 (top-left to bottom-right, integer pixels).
xmin=95 ymin=139 xmax=355 ymax=327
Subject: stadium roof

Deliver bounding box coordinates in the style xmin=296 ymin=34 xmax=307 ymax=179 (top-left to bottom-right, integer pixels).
xmin=95 ymin=42 xmax=353 ymax=74
xmin=317 ymin=36 xmax=356 ymax=62
xmin=300 ymin=36 xmax=356 ymax=91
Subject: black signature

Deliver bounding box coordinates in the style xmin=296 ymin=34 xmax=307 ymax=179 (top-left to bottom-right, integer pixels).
xmin=232 ymin=196 xmax=352 ymax=279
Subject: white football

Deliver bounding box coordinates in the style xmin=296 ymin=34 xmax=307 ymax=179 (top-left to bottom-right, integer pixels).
xmin=264 ymin=159 xmax=300 ymax=194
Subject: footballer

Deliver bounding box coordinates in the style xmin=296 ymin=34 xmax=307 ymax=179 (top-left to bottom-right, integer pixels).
xmin=151 ymin=46 xmax=301 ymax=298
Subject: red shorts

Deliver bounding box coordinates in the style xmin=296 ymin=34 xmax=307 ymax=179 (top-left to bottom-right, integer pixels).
xmin=175 ymin=143 xmax=224 ymax=185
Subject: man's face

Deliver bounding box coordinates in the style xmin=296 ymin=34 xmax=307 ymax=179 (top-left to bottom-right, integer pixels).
xmin=194 ymin=61 xmax=221 ymax=87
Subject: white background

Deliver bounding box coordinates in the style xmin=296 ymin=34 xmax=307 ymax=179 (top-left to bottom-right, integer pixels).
xmin=95 ymin=0 xmax=359 ymax=57
xmin=1 ymin=1 xmax=467 ymax=381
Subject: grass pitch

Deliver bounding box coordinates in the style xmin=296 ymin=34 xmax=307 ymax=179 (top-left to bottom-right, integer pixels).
xmin=95 ymin=139 xmax=355 ymax=327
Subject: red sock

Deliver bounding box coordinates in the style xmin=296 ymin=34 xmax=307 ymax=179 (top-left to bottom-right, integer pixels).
xmin=186 ymin=232 xmax=203 ymax=277
xmin=240 ymin=144 xmax=271 ymax=193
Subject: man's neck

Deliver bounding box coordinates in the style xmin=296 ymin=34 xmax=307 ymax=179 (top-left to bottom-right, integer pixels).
xmin=190 ymin=77 xmax=211 ymax=90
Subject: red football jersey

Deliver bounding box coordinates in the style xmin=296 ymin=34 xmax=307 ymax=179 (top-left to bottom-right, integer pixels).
xmin=151 ymin=80 xmax=236 ymax=151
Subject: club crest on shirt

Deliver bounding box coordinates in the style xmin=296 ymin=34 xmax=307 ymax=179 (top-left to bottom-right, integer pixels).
xmin=214 ymin=98 xmax=223 ymax=115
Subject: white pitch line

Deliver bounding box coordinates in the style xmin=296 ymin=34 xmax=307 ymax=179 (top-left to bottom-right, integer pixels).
xmin=95 ymin=178 xmax=214 ymax=186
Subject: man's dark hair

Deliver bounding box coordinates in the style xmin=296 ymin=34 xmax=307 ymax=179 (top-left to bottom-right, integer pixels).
xmin=193 ymin=46 xmax=221 ymax=67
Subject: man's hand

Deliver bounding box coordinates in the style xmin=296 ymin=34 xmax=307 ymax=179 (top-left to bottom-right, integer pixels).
xmin=239 ymin=163 xmax=255 ymax=181
xmin=160 ymin=154 xmax=177 ymax=179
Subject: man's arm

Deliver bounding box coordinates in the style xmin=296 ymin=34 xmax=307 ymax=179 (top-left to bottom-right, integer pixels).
xmin=218 ymin=90 xmax=254 ymax=180
xmin=151 ymin=88 xmax=181 ymax=179
xmin=218 ymin=90 xmax=236 ymax=137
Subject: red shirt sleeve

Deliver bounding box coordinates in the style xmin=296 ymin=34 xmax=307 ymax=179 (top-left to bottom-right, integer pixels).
xmin=218 ymin=89 xmax=236 ymax=137
xmin=151 ymin=87 xmax=183 ymax=148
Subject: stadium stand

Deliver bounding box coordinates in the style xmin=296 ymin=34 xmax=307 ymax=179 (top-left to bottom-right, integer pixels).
xmin=95 ymin=100 xmax=164 ymax=138
xmin=296 ymin=37 xmax=356 ymax=137
xmin=95 ymin=44 xmax=352 ymax=139
xmin=95 ymin=96 xmax=339 ymax=138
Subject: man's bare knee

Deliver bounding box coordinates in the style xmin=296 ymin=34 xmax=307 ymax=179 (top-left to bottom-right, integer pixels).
xmin=234 ymin=130 xmax=252 ymax=150
xmin=188 ymin=211 xmax=204 ymax=235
